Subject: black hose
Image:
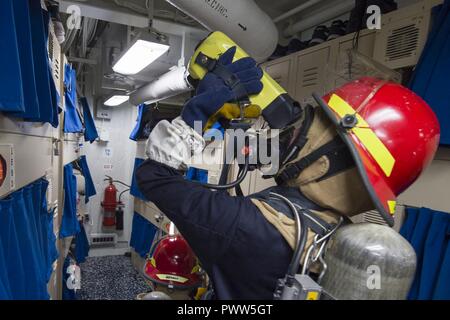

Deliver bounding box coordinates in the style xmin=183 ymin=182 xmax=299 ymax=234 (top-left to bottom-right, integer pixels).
xmin=198 ymin=157 xmax=249 ymax=190
xmin=288 ymin=208 xmax=307 ymax=282
xmin=270 ymin=192 xmax=308 ymax=286
xmin=196 ymin=136 xmax=251 ymax=191
xmin=112 ymin=180 xmax=131 ymax=188
xmin=119 ymin=189 xmax=130 ymax=203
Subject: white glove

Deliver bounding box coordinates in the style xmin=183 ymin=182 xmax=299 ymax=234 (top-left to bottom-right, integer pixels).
xmin=145 ymin=117 xmax=206 ymax=171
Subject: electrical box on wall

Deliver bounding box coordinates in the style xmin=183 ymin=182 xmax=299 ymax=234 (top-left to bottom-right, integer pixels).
xmin=96 ymin=100 xmax=112 ymax=120
xmin=0 ymin=144 xmax=15 ymax=198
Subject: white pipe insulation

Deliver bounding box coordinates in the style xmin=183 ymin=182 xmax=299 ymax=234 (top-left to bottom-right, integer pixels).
xmin=129 ymin=66 xmax=192 ymax=106
xmin=130 ymin=0 xmax=279 ymax=106
xmin=165 ymin=0 xmax=279 ymax=63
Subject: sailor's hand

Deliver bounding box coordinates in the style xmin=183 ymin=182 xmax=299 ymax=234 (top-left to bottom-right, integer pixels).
xmin=181 ymin=47 xmax=263 ymax=132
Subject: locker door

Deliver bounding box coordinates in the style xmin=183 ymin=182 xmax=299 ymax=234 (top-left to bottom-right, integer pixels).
xmin=293 ymin=47 xmax=331 ymax=105
xmin=263 ymin=56 xmax=296 ymax=94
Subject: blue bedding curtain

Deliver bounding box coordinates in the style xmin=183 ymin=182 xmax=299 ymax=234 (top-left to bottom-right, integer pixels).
xmin=60 ymin=162 xmax=91 ymax=263
xmin=77 ymin=156 xmax=97 ymax=203
xmin=80 ymin=97 xmax=99 ymax=143
xmin=0 ymin=0 xmax=25 ymax=112
xmin=400 ymin=207 xmax=450 ymax=300
xmin=1 ymin=0 xmax=60 ymax=126
xmin=64 ymin=64 xmax=83 ymax=133
xmin=130 ymin=104 xmax=147 ymax=141
xmin=130 ymin=212 xmax=158 ymax=258
xmin=0 ymin=0 xmax=24 ymax=113
xmin=130 ymin=158 xmax=148 ymax=201
xmin=75 ymin=224 xmax=90 ymax=264
xmin=60 ymin=164 xmax=81 ymax=238
xmin=0 ymin=178 xmax=59 ymax=300
xmin=409 ymin=0 xmax=450 ymax=145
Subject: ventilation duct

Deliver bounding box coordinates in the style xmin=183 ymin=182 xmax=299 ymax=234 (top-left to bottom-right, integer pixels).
xmin=165 ymin=0 xmax=279 ymax=62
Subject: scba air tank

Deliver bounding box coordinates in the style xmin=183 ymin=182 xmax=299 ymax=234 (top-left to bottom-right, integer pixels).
xmin=321 ymin=223 xmax=416 ymax=300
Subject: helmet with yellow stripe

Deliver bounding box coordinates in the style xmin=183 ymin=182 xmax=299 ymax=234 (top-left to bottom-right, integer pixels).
xmin=143 ymin=234 xmax=202 ymax=291
xmin=277 ymin=77 xmax=440 ymax=226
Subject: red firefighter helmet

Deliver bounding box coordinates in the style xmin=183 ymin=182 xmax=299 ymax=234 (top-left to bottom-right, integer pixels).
xmin=144 ymin=235 xmax=202 ymax=289
xmin=315 ymin=77 xmax=440 ymax=226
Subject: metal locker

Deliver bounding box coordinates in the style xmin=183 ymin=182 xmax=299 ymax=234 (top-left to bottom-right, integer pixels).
xmin=263 ymin=56 xmax=296 ymax=94
xmin=293 ymin=46 xmax=332 ymax=105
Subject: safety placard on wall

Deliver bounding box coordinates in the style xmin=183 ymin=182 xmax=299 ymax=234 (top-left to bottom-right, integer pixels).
xmin=104 ymin=148 xmax=113 ymax=158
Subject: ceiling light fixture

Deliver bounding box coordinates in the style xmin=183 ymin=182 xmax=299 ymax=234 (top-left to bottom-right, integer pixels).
xmin=104 ymin=95 xmax=130 ymax=107
xmin=112 ymin=33 xmax=170 ymax=75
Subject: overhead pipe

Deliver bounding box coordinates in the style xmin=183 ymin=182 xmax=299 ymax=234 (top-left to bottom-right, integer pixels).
xmin=165 ymin=0 xmax=279 ymax=62
xmin=132 ymin=0 xmax=281 ymax=105
xmin=283 ymin=0 xmax=354 ymax=38
xmin=129 ymin=66 xmax=192 ymax=106
xmin=273 ymin=0 xmax=324 ymax=23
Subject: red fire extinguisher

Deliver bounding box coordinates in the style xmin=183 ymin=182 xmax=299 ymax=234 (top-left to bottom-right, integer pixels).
xmin=101 ymin=176 xmax=118 ymax=228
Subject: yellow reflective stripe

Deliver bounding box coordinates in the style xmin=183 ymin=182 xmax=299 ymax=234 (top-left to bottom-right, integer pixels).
xmin=388 ymin=200 xmax=397 ymax=215
xmin=352 ymin=127 xmax=395 ymax=177
xmin=156 ymin=274 xmax=189 ymax=284
xmin=328 ymin=94 xmax=369 ymax=127
xmin=328 ymin=94 xmax=395 ymax=177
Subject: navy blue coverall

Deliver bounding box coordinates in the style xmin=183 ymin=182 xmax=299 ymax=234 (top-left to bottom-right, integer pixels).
xmin=136 ymin=159 xmax=294 ymax=300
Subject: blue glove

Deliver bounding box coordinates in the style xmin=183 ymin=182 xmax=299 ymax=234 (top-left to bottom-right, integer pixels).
xmin=182 ymin=47 xmax=264 ymax=131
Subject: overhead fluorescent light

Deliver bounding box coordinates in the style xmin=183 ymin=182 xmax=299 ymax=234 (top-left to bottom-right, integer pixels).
xmin=104 ymin=95 xmax=130 ymax=107
xmin=113 ymin=38 xmax=170 ymax=75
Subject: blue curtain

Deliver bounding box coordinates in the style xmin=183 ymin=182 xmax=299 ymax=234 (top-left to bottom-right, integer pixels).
xmin=130 ymin=158 xmax=148 ymax=201
xmin=130 ymin=212 xmax=158 ymax=258
xmin=77 ymin=156 xmax=97 ymax=203
xmin=400 ymin=207 xmax=450 ymax=300
xmin=409 ymin=0 xmax=450 ymax=145
xmin=75 ymin=224 xmax=90 ymax=264
xmin=64 ymin=64 xmax=83 ymax=133
xmin=129 ymin=104 xmax=147 ymax=141
xmin=80 ymin=97 xmax=99 ymax=143
xmin=0 ymin=0 xmax=24 ymax=113
xmin=1 ymin=0 xmax=60 ymax=126
xmin=0 ymin=178 xmax=59 ymax=300
xmin=60 ymin=164 xmax=81 ymax=238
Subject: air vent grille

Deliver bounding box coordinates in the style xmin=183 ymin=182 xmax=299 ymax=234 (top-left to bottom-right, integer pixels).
xmin=386 ymin=24 xmax=420 ymax=61
xmin=302 ymin=67 xmax=319 ymax=87
xmin=90 ymin=233 xmax=118 ymax=246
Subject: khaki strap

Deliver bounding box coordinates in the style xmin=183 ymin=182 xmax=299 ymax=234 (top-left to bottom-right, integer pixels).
xmin=250 ymin=198 xmax=340 ymax=267
xmin=251 ymin=198 xmax=298 ymax=249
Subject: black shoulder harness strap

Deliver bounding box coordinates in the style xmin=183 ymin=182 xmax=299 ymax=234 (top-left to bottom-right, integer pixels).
xmin=280 ymin=104 xmax=316 ymax=166
xmin=276 ymin=136 xmax=352 ymax=185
